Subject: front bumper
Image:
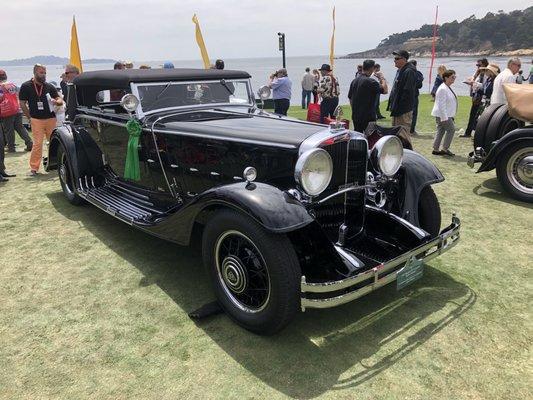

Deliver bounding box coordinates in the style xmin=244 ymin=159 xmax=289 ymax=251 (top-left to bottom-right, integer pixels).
xmin=300 ymin=214 xmax=461 ymax=310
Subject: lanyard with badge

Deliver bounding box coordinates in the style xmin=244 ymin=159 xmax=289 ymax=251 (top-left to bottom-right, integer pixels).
xmin=33 ymin=80 xmax=45 ymax=110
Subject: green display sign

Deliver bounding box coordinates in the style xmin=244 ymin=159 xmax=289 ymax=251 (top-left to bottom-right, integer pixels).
xmin=397 ymin=256 xmax=424 ymax=291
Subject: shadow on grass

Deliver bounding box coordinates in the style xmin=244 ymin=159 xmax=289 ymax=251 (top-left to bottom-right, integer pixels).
xmin=473 ymin=177 xmax=533 ymax=209
xmin=46 ymin=191 xmax=475 ymax=399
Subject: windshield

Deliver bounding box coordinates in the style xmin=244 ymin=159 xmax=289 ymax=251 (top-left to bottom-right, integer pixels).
xmin=136 ymin=80 xmax=253 ymax=113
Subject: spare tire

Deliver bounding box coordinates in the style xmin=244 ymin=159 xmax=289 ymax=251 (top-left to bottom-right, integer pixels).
xmin=473 ymin=103 xmax=504 ymax=149
xmin=475 ymin=105 xmax=525 ymax=150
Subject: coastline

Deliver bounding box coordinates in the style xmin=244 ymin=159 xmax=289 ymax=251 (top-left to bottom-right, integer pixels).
xmin=339 ymin=48 xmax=533 ymax=59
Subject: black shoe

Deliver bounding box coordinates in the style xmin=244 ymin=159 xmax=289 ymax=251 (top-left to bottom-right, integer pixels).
xmin=0 ymin=175 xmax=8 ymax=182
xmin=7 ymin=148 xmax=16 ymax=153
xmin=25 ymin=143 xmax=33 ymax=151
xmin=442 ymin=149 xmax=455 ymax=156
xmin=459 ymin=134 xmax=471 ymax=138
xmin=0 ymin=171 xmax=16 ymax=177
xmin=432 ymin=150 xmax=444 ymax=155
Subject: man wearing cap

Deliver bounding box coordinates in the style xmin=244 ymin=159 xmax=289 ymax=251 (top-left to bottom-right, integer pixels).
xmin=18 ymin=64 xmax=63 ymax=176
xmin=0 ymin=69 xmax=33 ymax=153
xmin=491 ymin=57 xmax=521 ymax=104
xmin=317 ymin=64 xmax=340 ymax=123
xmin=387 ymin=50 xmax=417 ymax=132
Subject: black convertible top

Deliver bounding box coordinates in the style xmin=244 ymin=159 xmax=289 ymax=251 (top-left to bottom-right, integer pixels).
xmin=73 ymin=68 xmax=251 ymax=88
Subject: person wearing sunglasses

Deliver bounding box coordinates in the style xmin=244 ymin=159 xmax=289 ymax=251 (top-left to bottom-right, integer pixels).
xmin=387 ymin=50 xmax=417 ymax=134
xmin=491 ymin=57 xmax=522 ymax=104
xmin=60 ymin=64 xmax=80 ymax=104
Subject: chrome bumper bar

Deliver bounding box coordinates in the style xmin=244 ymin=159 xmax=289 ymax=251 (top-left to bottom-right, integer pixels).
xmin=300 ymin=214 xmax=461 ymax=310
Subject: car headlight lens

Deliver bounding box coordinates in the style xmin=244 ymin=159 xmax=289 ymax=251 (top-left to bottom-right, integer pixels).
xmin=295 ymin=149 xmax=333 ymax=196
xmin=371 ymin=136 xmax=403 ymax=176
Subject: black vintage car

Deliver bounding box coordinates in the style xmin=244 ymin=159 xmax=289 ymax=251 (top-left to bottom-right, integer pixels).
xmin=45 ymin=68 xmax=460 ymax=334
xmin=468 ymin=103 xmax=532 ymax=203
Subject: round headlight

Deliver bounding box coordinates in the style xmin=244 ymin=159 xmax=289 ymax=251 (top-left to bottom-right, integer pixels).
xmin=295 ymin=149 xmax=333 ymax=196
xmin=371 ymin=136 xmax=403 ymax=176
xmin=120 ymin=94 xmax=140 ymax=113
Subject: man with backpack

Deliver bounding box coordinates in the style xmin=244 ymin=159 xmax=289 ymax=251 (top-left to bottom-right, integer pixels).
xmin=0 ymin=70 xmax=33 ymax=154
xmin=410 ymin=60 xmax=424 ymax=135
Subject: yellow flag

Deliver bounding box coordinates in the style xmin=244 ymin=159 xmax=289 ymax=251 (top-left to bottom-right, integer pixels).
xmin=70 ymin=16 xmax=83 ymax=72
xmin=192 ymin=14 xmax=211 ymax=69
xmin=329 ymin=7 xmax=336 ymax=68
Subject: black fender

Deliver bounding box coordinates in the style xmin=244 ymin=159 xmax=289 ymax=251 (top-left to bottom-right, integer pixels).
xmin=399 ymin=149 xmax=444 ymax=226
xmin=144 ymin=182 xmax=314 ymax=245
xmin=477 ymin=127 xmax=533 ymax=173
xmin=46 ymin=123 xmax=104 ymax=181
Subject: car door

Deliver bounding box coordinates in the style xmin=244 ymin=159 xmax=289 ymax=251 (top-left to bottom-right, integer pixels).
xmin=80 ymin=114 xmax=158 ymax=190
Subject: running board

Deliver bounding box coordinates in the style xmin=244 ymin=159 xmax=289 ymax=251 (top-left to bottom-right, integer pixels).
xmin=77 ymin=177 xmax=169 ymax=225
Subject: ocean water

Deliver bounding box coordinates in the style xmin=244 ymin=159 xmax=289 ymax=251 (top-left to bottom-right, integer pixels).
xmin=0 ymin=55 xmax=517 ymax=105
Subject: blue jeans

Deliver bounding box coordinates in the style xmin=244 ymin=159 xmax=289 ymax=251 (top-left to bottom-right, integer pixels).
xmin=301 ymin=89 xmax=312 ymax=109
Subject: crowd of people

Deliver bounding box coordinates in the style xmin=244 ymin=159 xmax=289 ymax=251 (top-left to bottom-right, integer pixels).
xmin=0 ymin=54 xmax=531 ymax=182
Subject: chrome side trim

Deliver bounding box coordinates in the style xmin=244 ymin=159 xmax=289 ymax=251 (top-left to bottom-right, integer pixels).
xmin=300 ymin=214 xmax=461 ymax=310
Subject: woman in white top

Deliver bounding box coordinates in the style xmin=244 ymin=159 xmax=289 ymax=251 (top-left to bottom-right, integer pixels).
xmin=431 ymin=69 xmax=457 ymax=156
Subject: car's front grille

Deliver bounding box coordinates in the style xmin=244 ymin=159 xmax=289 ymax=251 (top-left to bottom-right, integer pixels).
xmin=315 ymin=137 xmax=368 ymax=242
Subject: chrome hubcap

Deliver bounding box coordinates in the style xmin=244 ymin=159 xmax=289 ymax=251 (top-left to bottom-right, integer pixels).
xmin=215 ymin=230 xmax=270 ymax=313
xmin=221 ymin=256 xmax=247 ymax=294
xmin=507 ymin=147 xmax=533 ymax=194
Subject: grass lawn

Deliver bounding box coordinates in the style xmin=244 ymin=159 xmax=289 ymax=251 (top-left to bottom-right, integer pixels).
xmin=0 ymin=94 xmax=531 ymax=399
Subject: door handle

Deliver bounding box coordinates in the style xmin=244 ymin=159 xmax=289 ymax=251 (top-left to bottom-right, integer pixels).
xmin=170 ymin=164 xmax=179 ymax=169
xmin=147 ymin=159 xmax=156 ymax=163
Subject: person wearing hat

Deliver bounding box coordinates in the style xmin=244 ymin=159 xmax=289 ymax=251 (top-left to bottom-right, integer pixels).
xmin=462 ymin=58 xmax=489 ymax=137
xmin=124 ymin=61 xmax=134 ymax=69
xmin=0 ymin=69 xmax=33 ymax=154
xmin=387 ymin=50 xmax=417 ymax=133
xmin=317 ymin=64 xmax=340 ymax=123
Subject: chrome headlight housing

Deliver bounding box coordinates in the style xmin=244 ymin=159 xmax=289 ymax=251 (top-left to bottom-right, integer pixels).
xmin=370 ymin=136 xmax=403 ymax=177
xmin=295 ymin=149 xmax=333 ymax=196
xmin=120 ymin=94 xmax=140 ymax=113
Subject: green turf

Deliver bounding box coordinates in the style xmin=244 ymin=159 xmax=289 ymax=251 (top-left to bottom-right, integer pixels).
xmin=0 ymin=95 xmax=531 ymax=399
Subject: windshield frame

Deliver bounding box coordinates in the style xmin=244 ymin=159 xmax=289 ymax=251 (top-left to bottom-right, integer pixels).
xmin=131 ymin=79 xmax=254 ymax=118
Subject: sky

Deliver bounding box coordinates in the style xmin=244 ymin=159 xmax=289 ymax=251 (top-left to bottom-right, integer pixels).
xmin=3 ymin=0 xmax=530 ymax=61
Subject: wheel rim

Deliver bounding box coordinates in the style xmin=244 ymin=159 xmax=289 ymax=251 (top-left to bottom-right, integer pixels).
xmin=506 ymin=147 xmax=533 ymax=195
xmin=215 ymin=230 xmax=271 ymax=313
xmin=59 ymin=153 xmax=75 ymax=196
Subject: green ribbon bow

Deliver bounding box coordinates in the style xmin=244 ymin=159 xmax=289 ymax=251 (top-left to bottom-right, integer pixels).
xmin=124 ymin=118 xmax=142 ymax=181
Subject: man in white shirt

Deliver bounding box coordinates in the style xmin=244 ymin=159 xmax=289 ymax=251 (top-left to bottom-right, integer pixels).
xmin=491 ymin=57 xmax=521 ymax=104
xmin=301 ymin=67 xmax=315 ymax=109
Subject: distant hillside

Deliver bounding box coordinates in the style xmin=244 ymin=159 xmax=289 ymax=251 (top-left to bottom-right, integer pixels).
xmin=0 ymin=55 xmax=116 ymax=66
xmin=341 ymin=7 xmax=533 ymax=58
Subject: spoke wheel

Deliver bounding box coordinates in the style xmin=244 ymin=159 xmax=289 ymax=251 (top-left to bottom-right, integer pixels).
xmin=202 ymin=209 xmax=301 ymax=335
xmin=215 ymin=231 xmax=271 ymax=313
xmin=57 ymin=143 xmax=84 ymax=205
xmin=497 ymin=142 xmax=533 ymax=203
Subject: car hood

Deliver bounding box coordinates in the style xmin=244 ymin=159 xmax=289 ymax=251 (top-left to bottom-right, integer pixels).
xmin=151 ymin=109 xmax=327 ymax=147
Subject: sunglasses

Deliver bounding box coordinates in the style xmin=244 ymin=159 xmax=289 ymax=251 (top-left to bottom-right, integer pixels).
xmin=394 ymin=57 xmax=402 ymax=61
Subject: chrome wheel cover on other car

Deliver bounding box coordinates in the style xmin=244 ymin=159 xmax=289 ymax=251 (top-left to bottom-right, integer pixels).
xmin=215 ymin=230 xmax=271 ymax=313
xmin=506 ymin=147 xmax=533 ymax=195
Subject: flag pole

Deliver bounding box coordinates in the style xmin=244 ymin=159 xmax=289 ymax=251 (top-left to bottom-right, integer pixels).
xmin=192 ymin=14 xmax=211 ymax=69
xmin=329 ymin=6 xmax=336 ymax=68
xmin=428 ymin=6 xmax=439 ymax=92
